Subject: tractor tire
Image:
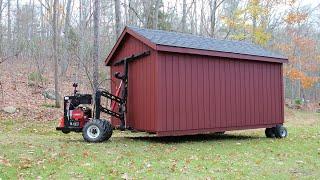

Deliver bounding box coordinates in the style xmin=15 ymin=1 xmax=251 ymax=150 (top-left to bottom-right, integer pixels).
xmin=82 ymin=119 xmax=113 ymax=143
xmin=265 ymin=128 xmax=275 ymax=138
xmin=274 ymin=125 xmax=288 ymax=138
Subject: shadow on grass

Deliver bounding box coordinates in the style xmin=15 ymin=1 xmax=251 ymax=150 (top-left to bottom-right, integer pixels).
xmin=126 ymin=133 xmax=261 ymax=144
xmin=58 ymin=133 xmax=261 ymax=144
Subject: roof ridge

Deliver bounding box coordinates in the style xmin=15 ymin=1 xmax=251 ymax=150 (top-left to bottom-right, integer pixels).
xmin=126 ymin=26 xmax=287 ymax=60
xmin=127 ymin=26 xmax=257 ymax=45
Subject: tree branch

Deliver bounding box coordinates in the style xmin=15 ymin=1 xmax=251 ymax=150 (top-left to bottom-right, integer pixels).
xmin=0 ymin=52 xmax=20 ymax=64
xmin=121 ymin=2 xmax=145 ymax=25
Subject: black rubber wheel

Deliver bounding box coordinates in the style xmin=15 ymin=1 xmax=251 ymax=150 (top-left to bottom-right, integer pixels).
xmin=62 ymin=129 xmax=71 ymax=134
xmin=82 ymin=119 xmax=113 ymax=143
xmin=265 ymin=128 xmax=275 ymax=138
xmin=274 ymin=125 xmax=288 ymax=138
xmin=214 ymin=131 xmax=225 ymax=135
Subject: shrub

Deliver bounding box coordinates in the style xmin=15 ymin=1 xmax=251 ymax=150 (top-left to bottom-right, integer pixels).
xmin=41 ymin=103 xmax=56 ymax=108
xmin=294 ymin=98 xmax=303 ymax=105
xmin=28 ymin=72 xmax=47 ymax=86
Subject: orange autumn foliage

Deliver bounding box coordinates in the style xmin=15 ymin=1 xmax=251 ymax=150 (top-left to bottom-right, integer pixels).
xmin=301 ymin=76 xmax=318 ymax=89
xmin=284 ymin=11 xmax=308 ymax=24
xmin=287 ymin=68 xmax=303 ymax=80
xmin=287 ymin=68 xmax=319 ymax=89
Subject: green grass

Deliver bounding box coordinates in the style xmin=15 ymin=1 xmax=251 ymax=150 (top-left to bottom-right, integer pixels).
xmin=41 ymin=103 xmax=56 ymax=109
xmin=0 ymin=110 xmax=319 ymax=179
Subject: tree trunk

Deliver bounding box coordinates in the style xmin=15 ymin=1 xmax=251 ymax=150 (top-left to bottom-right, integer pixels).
xmin=128 ymin=0 xmax=133 ymax=25
xmin=15 ymin=0 xmax=19 ymax=47
xmin=93 ymin=0 xmax=100 ymax=94
xmin=291 ymin=79 xmax=294 ymax=104
xmin=40 ymin=2 xmax=45 ymax=39
xmin=153 ymin=0 xmax=160 ymax=29
xmin=29 ymin=0 xmax=35 ymax=42
xmin=53 ymin=0 xmax=60 ymax=108
xmin=7 ymin=0 xmax=11 ymax=52
xmin=124 ymin=0 xmax=128 ymax=24
xmin=190 ymin=1 xmax=195 ymax=33
xmin=61 ymin=0 xmax=72 ymax=75
xmin=77 ymin=0 xmax=84 ymax=85
xmin=114 ymin=0 xmax=121 ymax=38
xmin=210 ymin=0 xmax=217 ymax=37
xmin=194 ymin=0 xmax=198 ymax=34
xmin=200 ymin=0 xmax=204 ymax=35
xmin=181 ymin=0 xmax=187 ymax=32
xmin=64 ymin=0 xmax=72 ymax=43
xmin=142 ymin=1 xmax=152 ymax=28
xmin=0 ymin=0 xmax=3 ymax=56
xmin=251 ymin=0 xmax=258 ymax=42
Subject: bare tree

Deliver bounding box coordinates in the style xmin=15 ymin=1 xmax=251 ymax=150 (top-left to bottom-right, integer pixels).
xmin=193 ymin=0 xmax=198 ymax=34
xmin=93 ymin=0 xmax=100 ymax=94
xmin=153 ymin=0 xmax=160 ymax=29
xmin=181 ymin=0 xmax=187 ymax=32
xmin=61 ymin=0 xmax=72 ymax=75
xmin=115 ymin=0 xmax=121 ymax=38
xmin=200 ymin=0 xmax=205 ymax=35
xmin=14 ymin=0 xmax=21 ymax=57
xmin=7 ymin=0 xmax=11 ymax=52
xmin=0 ymin=0 xmax=3 ymax=56
xmin=209 ymin=0 xmax=225 ymax=37
xmin=53 ymin=0 xmax=60 ymax=108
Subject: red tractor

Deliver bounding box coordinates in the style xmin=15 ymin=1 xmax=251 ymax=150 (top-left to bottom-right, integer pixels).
xmin=56 ymin=51 xmax=150 ymax=142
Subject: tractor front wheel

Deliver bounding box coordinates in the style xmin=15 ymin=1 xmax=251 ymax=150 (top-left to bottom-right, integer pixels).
xmin=82 ymin=119 xmax=113 ymax=143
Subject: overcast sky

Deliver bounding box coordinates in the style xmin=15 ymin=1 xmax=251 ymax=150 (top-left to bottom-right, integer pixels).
xmin=10 ymin=0 xmax=320 ymax=25
xmin=16 ymin=0 xmax=319 ymax=9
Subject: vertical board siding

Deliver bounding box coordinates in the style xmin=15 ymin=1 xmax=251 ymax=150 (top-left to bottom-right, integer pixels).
xmin=157 ymin=53 xmax=166 ymax=131
xmin=203 ymin=58 xmax=210 ymax=129
xmin=109 ymin=34 xmax=284 ymax=136
xmin=157 ymin=52 xmax=284 ymax=133
xmin=185 ymin=56 xmax=193 ymax=130
xmin=178 ymin=55 xmax=187 ymax=130
xmin=172 ymin=55 xmax=180 ymax=130
xmin=110 ymin=35 xmax=156 ymax=132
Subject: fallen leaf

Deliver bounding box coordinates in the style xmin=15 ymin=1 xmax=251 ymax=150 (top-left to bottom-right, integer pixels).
xmin=83 ymin=151 xmax=89 ymax=158
xmin=0 ymin=156 xmax=11 ymax=167
xmin=19 ymin=157 xmax=32 ymax=169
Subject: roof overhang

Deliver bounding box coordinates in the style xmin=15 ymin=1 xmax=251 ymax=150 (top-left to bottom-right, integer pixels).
xmin=105 ymin=27 xmax=157 ymax=66
xmin=156 ymin=45 xmax=288 ymax=63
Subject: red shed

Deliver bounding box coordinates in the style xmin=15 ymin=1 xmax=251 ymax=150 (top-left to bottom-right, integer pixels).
xmin=105 ymin=26 xmax=288 ymax=137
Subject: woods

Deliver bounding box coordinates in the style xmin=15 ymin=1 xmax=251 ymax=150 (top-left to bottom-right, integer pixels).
xmin=0 ymin=0 xmax=319 ymax=109
xmin=0 ymin=1 xmax=320 ymax=179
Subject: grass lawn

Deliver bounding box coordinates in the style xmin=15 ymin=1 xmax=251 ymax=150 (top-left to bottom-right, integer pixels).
xmin=0 ymin=109 xmax=319 ymax=179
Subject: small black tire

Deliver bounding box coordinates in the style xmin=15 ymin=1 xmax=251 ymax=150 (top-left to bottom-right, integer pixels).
xmin=274 ymin=125 xmax=288 ymax=138
xmin=62 ymin=129 xmax=71 ymax=134
xmin=214 ymin=131 xmax=225 ymax=135
xmin=265 ymin=128 xmax=275 ymax=138
xmin=82 ymin=119 xmax=113 ymax=143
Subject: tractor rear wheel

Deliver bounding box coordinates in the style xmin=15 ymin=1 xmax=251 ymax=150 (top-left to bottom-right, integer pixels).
xmin=82 ymin=119 xmax=113 ymax=143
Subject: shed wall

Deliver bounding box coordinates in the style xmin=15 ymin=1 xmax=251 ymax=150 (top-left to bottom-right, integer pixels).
xmin=156 ymin=52 xmax=284 ymax=135
xmin=110 ymin=35 xmax=157 ymax=132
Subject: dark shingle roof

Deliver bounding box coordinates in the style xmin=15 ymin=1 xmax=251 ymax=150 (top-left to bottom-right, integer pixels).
xmin=128 ymin=26 xmax=286 ymax=59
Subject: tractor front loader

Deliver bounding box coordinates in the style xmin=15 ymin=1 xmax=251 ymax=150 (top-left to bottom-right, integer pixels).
xmin=56 ymin=51 xmax=150 ymax=142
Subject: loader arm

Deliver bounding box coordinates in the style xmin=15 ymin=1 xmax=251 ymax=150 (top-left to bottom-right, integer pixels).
xmin=95 ymin=50 xmax=150 ymax=130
